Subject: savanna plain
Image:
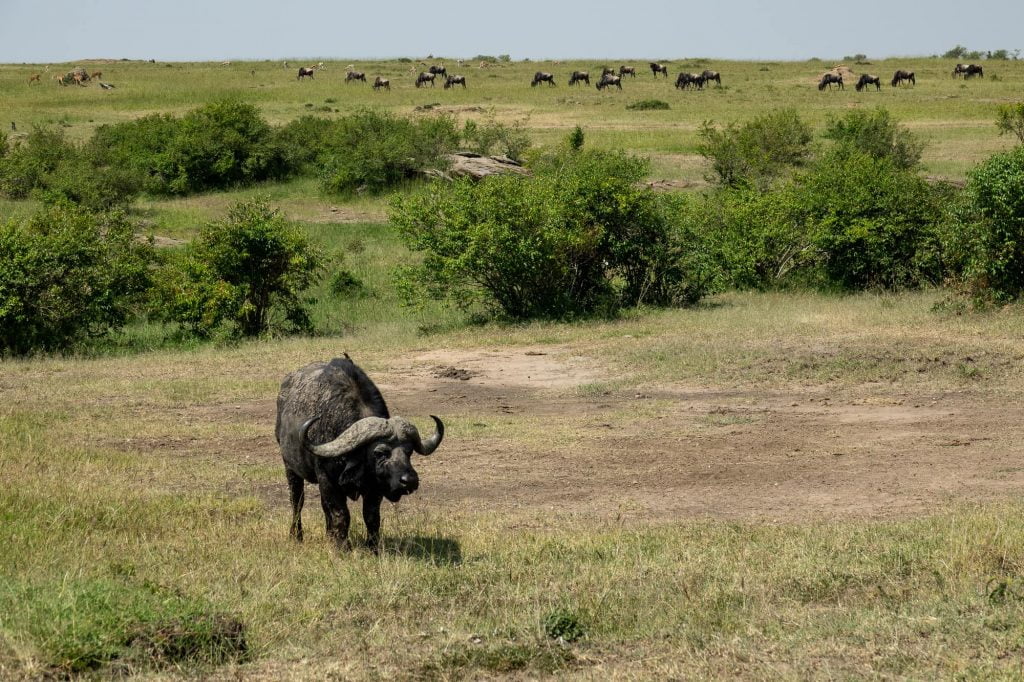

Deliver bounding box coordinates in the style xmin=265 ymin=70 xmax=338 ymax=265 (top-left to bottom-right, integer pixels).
xmin=3 ymin=56 xmax=1024 ymax=679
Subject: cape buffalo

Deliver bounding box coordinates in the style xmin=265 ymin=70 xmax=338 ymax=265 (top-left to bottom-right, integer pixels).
xmin=596 ymin=73 xmax=622 ymax=90
xmin=415 ymin=72 xmax=436 ymax=87
xmin=818 ymin=73 xmax=844 ymax=90
xmin=373 ymin=76 xmax=390 ymax=91
xmin=277 ymin=357 xmax=445 ymax=551
xmin=619 ymin=65 xmax=637 ymax=77
xmin=444 ymin=74 xmax=466 ymax=89
xmin=855 ymin=74 xmax=881 ymax=91
xmin=891 ymin=69 xmax=915 ymax=87
xmin=701 ymin=70 xmax=721 ymax=86
xmin=532 ymin=71 xmax=556 ymax=86
xmin=569 ymin=70 xmax=590 ymax=86
xmin=650 ymin=62 xmax=669 ymax=78
xmin=345 ymin=70 xmax=366 ymax=83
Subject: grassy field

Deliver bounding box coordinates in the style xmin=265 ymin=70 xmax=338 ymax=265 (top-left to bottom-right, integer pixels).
xmin=3 ymin=57 xmax=1024 ymax=679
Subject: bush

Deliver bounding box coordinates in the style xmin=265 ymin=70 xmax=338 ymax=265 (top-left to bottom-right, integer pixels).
xmin=945 ymin=146 xmax=1024 ymax=302
xmin=697 ymin=109 xmax=813 ymax=188
xmin=822 ymin=108 xmax=923 ymax=170
xmin=627 ymin=99 xmax=670 ymax=111
xmin=392 ymin=149 xmax=713 ymax=319
xmin=150 ymin=198 xmax=323 ymax=337
xmin=995 ymin=103 xmax=1024 ymax=144
xmin=320 ymin=110 xmax=459 ymax=194
xmin=798 ymin=149 xmax=946 ymax=290
xmin=0 ymin=204 xmax=153 ymax=355
xmin=943 ymin=45 xmax=969 ymax=59
xmin=272 ymin=115 xmax=342 ymax=172
xmin=87 ymin=113 xmax=181 ymax=195
xmin=460 ymin=114 xmax=532 ymax=161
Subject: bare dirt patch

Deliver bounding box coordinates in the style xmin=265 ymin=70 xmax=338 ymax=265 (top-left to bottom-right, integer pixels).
xmin=165 ymin=345 xmax=1024 ymax=525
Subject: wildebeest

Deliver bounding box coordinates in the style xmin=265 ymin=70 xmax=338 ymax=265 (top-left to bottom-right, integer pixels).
xmin=443 ymin=74 xmax=466 ymax=89
xmin=429 ymin=65 xmax=447 ymax=77
xmin=568 ymin=70 xmax=590 ymax=86
xmin=415 ymin=71 xmax=436 ymax=87
xmin=855 ymin=74 xmax=881 ymax=91
xmin=276 ymin=356 xmax=445 ymax=551
xmin=596 ymin=73 xmax=622 ymax=90
xmin=601 ymin=66 xmax=615 ymax=77
xmin=297 ymin=66 xmax=316 ymax=80
xmin=701 ymin=70 xmax=721 ymax=86
xmin=818 ymin=73 xmax=844 ymax=90
xmin=345 ymin=70 xmax=366 ymax=83
xmin=675 ymin=72 xmax=705 ymax=90
xmin=619 ymin=65 xmax=637 ymax=77
xmin=531 ymin=71 xmax=556 ymax=86
xmin=373 ymin=76 xmax=390 ymax=91
xmin=650 ymin=62 xmax=669 ymax=78
xmin=953 ymin=63 xmax=983 ymax=79
xmin=891 ymin=69 xmax=915 ymax=87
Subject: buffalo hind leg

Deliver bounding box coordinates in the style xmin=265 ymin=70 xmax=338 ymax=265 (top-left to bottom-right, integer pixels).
xmin=362 ymin=494 xmax=383 ymax=554
xmin=318 ymin=476 xmax=351 ymax=550
xmin=287 ymin=469 xmax=305 ymax=541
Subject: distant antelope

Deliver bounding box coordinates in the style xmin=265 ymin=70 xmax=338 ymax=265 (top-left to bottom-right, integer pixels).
xmin=28 ymin=73 xmax=40 ymax=84
xmin=650 ymin=62 xmax=669 ymax=78
xmin=297 ymin=66 xmax=316 ymax=80
xmin=443 ymin=74 xmax=466 ymax=89
xmin=373 ymin=76 xmax=390 ymax=91
xmin=345 ymin=70 xmax=366 ymax=83
xmin=90 ymin=71 xmax=102 ymax=80
xmin=619 ymin=65 xmax=637 ymax=77
xmin=415 ymin=71 xmax=436 ymax=87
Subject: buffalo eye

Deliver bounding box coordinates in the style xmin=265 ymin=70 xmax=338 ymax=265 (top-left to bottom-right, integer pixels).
xmin=374 ymin=445 xmax=389 ymax=460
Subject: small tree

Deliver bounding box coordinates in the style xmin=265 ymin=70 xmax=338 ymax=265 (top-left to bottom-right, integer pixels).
xmin=995 ymin=103 xmax=1024 ymax=144
xmin=697 ymin=109 xmax=813 ymax=189
xmin=943 ymin=45 xmax=969 ymax=59
xmin=0 ymin=204 xmax=153 ymax=355
xmin=150 ymin=198 xmax=323 ymax=337
xmin=823 ymin=108 xmax=924 ymax=170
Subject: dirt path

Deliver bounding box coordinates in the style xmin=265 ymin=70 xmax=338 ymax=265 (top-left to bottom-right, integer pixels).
xmin=198 ymin=346 xmax=1024 ymax=523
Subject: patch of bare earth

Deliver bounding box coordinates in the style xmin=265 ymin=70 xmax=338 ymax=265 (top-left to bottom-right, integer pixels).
xmin=175 ymin=346 xmax=1024 ymax=524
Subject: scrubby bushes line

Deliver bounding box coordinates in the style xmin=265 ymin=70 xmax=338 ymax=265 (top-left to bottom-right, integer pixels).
xmin=0 ymin=102 xmax=529 ymax=206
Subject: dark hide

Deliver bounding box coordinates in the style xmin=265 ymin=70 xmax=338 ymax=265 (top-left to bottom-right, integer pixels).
xmin=429 ymin=65 xmax=447 ymax=77
xmin=297 ymin=67 xmax=315 ymax=80
xmin=619 ymin=65 xmax=637 ymax=77
xmin=649 ymin=62 xmax=669 ymax=78
xmin=891 ymin=70 xmax=915 ymax=87
xmin=444 ymin=74 xmax=466 ymax=89
xmin=345 ymin=71 xmax=366 ymax=83
xmin=601 ymin=66 xmax=615 ymax=76
xmin=596 ymin=73 xmax=622 ymax=90
xmin=701 ymin=70 xmax=721 ymax=85
xmin=953 ymin=63 xmax=983 ymax=79
xmin=531 ymin=71 xmax=556 ymax=86
xmin=855 ymin=74 xmax=881 ymax=91
xmin=817 ymin=73 xmax=844 ymax=90
xmin=415 ymin=72 xmax=436 ymax=87
xmin=568 ymin=70 xmax=590 ymax=86
xmin=277 ymin=357 xmax=444 ymax=551
xmin=373 ymin=76 xmax=390 ymax=90
xmin=675 ymin=72 xmax=705 ymax=90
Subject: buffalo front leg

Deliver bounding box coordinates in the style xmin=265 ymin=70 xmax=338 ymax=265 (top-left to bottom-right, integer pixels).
xmin=287 ymin=469 xmax=305 ymax=542
xmin=318 ymin=476 xmax=351 ymax=550
xmin=362 ymin=495 xmax=383 ymax=554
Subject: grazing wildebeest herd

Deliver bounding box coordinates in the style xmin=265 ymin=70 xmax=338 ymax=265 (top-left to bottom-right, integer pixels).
xmin=855 ymin=74 xmax=881 ymax=91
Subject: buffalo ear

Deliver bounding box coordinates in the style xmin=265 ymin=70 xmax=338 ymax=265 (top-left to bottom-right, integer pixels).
xmin=339 ymin=455 xmax=366 ymax=496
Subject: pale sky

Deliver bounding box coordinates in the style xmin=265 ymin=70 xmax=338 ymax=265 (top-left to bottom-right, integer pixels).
xmin=1 ymin=0 xmax=1021 ymax=63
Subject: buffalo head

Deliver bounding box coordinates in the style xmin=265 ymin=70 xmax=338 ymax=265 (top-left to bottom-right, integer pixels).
xmin=301 ymin=415 xmax=444 ymax=502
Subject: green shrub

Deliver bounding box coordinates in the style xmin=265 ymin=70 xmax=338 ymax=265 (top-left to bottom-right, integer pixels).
xmin=87 ymin=113 xmax=181 ymax=195
xmin=568 ymin=125 xmax=585 ymax=151
xmin=697 ymin=109 xmax=813 ymax=188
xmin=149 ymin=198 xmax=323 ymax=337
xmin=461 ymin=114 xmax=532 ymax=161
xmin=320 ymin=110 xmax=459 ymax=194
xmin=626 ymin=99 xmax=670 ymax=111
xmin=945 ymin=146 xmax=1024 ymax=302
xmin=272 ymin=115 xmax=342 ymax=172
xmin=543 ymin=608 xmax=586 ymax=642
xmin=0 ymin=126 xmax=75 ymax=199
xmin=392 ymin=149 xmax=712 ymax=319
xmin=823 ymin=108 xmax=924 ymax=170
xmin=798 ymin=149 xmax=945 ymax=290
xmin=0 ymin=204 xmax=153 ymax=355
xmin=995 ymin=102 xmax=1024 ymax=144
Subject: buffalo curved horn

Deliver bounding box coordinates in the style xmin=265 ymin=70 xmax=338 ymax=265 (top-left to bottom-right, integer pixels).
xmin=301 ymin=416 xmax=393 ymax=458
xmin=405 ymin=415 xmax=444 ymax=455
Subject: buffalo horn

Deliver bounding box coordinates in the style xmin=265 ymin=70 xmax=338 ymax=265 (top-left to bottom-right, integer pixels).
xmin=302 ymin=416 xmax=393 ymax=458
